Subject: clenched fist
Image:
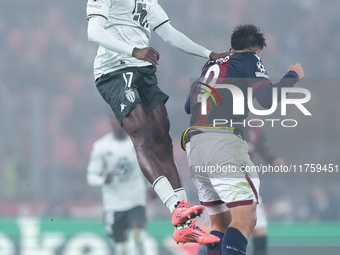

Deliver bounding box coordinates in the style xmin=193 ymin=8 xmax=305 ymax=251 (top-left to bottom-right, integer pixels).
xmin=288 ymin=63 xmax=304 ymax=80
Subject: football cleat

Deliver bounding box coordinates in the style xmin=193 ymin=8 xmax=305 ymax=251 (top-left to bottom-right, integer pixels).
xmin=172 ymin=199 xmax=204 ymax=226
xmin=173 ymin=219 xmax=220 ymax=245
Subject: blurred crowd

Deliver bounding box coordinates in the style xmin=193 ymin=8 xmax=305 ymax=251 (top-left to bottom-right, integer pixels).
xmin=0 ymin=0 xmax=340 ymax=222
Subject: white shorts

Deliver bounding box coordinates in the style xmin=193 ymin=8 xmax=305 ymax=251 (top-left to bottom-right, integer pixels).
xmin=187 ymin=132 xmax=259 ymax=210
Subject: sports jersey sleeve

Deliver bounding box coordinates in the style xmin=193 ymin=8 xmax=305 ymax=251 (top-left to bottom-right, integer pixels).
xmin=150 ymin=3 xmax=211 ymax=58
xmin=148 ymin=3 xmax=170 ymax=31
xmin=86 ymin=0 xmax=135 ymax=56
xmin=245 ymin=54 xmax=299 ymax=109
xmin=87 ymin=16 xmax=135 ymax=56
xmin=86 ymin=0 xmax=110 ymax=21
xmin=155 ymin=22 xmax=211 ymax=58
xmin=87 ymin=144 xmax=106 ymax=186
xmin=244 ymin=53 xmax=270 ymax=86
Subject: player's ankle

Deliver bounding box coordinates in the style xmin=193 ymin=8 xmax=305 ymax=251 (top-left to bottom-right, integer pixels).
xmin=152 ymin=176 xmax=179 ymax=213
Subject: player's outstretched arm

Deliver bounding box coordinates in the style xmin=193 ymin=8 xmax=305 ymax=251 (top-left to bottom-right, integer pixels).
xmin=253 ymin=63 xmax=304 ymax=109
xmin=155 ymin=22 xmax=215 ymax=59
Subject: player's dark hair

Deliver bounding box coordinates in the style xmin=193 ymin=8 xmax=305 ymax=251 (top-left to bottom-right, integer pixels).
xmin=231 ymin=24 xmax=266 ymax=50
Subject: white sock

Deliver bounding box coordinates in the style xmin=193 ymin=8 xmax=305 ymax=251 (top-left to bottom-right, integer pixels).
xmin=174 ymin=187 xmax=187 ymax=201
xmin=153 ymin=176 xmax=179 ymax=213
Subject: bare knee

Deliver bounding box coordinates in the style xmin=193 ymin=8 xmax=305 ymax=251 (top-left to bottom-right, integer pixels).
xmin=155 ymin=133 xmax=173 ymax=151
xmin=229 ymin=203 xmax=257 ymax=239
xmin=209 ymin=209 xmax=231 ymax=233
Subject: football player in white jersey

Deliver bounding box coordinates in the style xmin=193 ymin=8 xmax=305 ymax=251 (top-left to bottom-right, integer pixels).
xmin=86 ymin=0 xmax=227 ymax=244
xmin=87 ymin=116 xmax=149 ymax=255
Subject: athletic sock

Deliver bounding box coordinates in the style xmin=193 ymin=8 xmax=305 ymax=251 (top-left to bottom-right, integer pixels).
xmin=152 ymin=176 xmax=179 ymax=213
xmin=174 ymin=187 xmax=187 ymax=201
xmin=222 ymin=227 xmax=248 ymax=255
xmin=207 ymin=231 xmax=224 ymax=255
xmin=252 ymin=235 xmax=267 ymax=255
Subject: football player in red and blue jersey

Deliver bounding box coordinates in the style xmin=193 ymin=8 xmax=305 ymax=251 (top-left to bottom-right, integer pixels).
xmin=184 ymin=24 xmax=304 ymax=255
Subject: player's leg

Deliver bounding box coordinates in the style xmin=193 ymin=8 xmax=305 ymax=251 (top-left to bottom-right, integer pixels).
xmin=205 ymin=207 xmax=231 ymax=255
xmin=190 ymin=132 xmax=259 ymax=254
xmin=122 ymin=104 xmax=203 ymax=224
xmin=95 ymin=68 xmax=181 ymax=215
xmin=209 ymin=209 xmax=231 ymax=233
xmin=127 ymin=206 xmax=147 ymax=255
xmin=202 ymin=201 xmax=267 ymax=255
xmin=171 ymin=146 xmax=220 ymax=245
xmin=196 ymin=208 xmax=234 ymax=255
xmin=145 ymin=103 xmax=182 ymax=190
xmin=228 ymin=203 xmax=257 ymax=238
xmin=137 ymin=67 xmax=182 ymax=191
xmin=173 ymin=157 xmax=224 ymax=246
xmin=127 ymin=205 xmax=159 ymax=255
xmin=195 ymin=185 xmax=230 ymax=255
xmin=104 ymin=210 xmax=129 ymax=255
xmin=122 ymin=104 xmax=168 ymax=183
xmin=123 ymin=103 xmax=181 ymax=189
xmin=145 ymin=103 xmax=190 ymax=204
xmin=219 ymin=203 xmax=257 ymax=255
xmin=97 ymin=67 xmax=210 ymax=242
xmin=96 ymin=67 xmax=165 ymax=184
xmin=122 ymin=104 xmax=190 ymax=217
xmin=130 ymin=67 xmax=206 ymax=227
xmin=217 ymin=177 xmax=258 ymax=255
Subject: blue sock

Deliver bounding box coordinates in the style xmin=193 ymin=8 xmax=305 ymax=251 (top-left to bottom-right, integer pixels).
xmin=207 ymin=231 xmax=224 ymax=255
xmin=222 ymin=227 xmax=248 ymax=255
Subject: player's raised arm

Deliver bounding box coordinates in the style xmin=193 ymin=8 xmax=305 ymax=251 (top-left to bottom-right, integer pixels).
xmin=149 ymin=4 xmax=227 ymax=60
xmin=155 ymin=22 xmax=230 ymax=60
xmin=252 ymin=64 xmax=304 ymax=109
xmin=154 ymin=22 xmax=211 ymax=58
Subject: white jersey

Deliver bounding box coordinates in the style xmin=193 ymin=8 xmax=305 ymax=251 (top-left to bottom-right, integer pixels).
xmin=86 ymin=0 xmax=169 ymax=79
xmin=87 ymin=133 xmax=147 ymax=211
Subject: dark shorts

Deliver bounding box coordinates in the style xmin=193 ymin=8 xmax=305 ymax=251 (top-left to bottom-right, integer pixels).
xmin=103 ymin=205 xmax=146 ymax=242
xmin=96 ymin=66 xmax=169 ymax=124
